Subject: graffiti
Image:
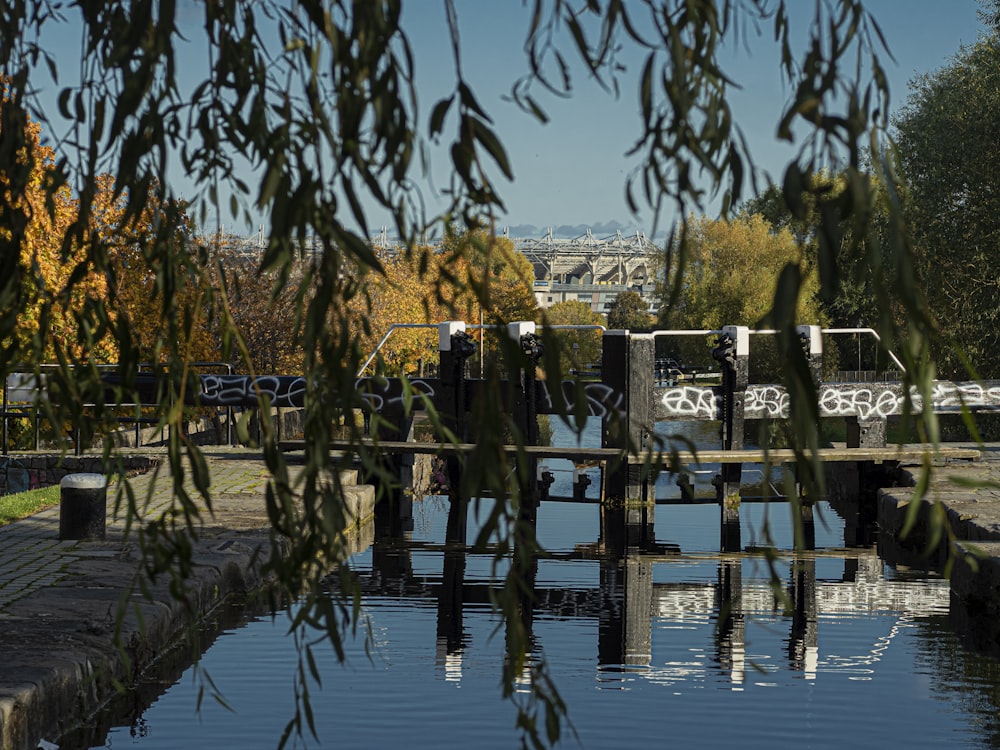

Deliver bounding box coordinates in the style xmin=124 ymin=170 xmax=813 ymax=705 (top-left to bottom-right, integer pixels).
xmin=539 ymin=381 xmax=625 ymax=418
xmin=925 ymin=382 xmax=1000 ymax=412
xmin=199 ymin=375 xmax=307 ymax=407
xmin=656 ymin=386 xmax=717 ymax=419
xmin=142 ymin=371 xmax=1000 ymax=419
xmin=816 ymin=385 xmax=903 ymax=419
xmin=356 ymin=378 xmax=436 ymax=413
xmin=745 ymin=386 xmax=788 ymax=419
xmin=580 ymin=383 xmax=625 ymax=419
xmin=671 ymin=381 xmax=1000 ymax=421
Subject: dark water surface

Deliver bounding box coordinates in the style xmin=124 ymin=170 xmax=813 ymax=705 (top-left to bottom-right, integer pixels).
xmin=80 ymin=422 xmax=1000 ymax=749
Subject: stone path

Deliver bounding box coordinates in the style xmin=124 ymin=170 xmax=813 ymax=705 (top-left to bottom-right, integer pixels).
xmin=0 ymin=449 xmax=287 ymax=750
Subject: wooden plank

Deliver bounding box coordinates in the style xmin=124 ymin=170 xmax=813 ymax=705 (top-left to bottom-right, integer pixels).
xmin=281 ymin=439 xmax=979 ymax=464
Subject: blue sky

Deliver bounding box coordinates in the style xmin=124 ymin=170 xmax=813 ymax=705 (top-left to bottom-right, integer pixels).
xmin=33 ymin=1 xmax=989 ymax=240
xmin=405 ymin=0 xmax=988 ymax=238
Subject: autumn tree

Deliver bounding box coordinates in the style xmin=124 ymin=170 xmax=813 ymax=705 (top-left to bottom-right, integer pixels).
xmin=4 ymin=112 xmax=114 ymax=363
xmin=348 ymin=228 xmax=538 ymax=376
xmin=538 ymin=300 xmax=605 ymax=376
xmin=607 ymin=290 xmax=654 ymax=331
xmin=435 ymin=227 xmax=538 ymax=373
xmin=209 ymin=245 xmax=309 ymax=375
xmin=662 ymin=213 xmax=827 ymax=380
xmin=353 ymin=244 xmax=444 ymax=375
xmin=90 ymin=174 xmax=220 ymax=368
xmin=439 ymin=227 xmax=538 ymax=325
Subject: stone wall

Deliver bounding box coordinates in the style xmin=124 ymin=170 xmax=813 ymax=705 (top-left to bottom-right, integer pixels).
xmin=0 ymin=455 xmax=158 ymax=495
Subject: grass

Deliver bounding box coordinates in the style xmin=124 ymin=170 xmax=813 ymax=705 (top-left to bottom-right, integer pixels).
xmin=0 ymin=485 xmax=61 ymax=526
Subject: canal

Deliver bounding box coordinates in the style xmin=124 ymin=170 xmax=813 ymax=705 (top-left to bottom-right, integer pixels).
xmin=68 ymin=420 xmax=1000 ymax=749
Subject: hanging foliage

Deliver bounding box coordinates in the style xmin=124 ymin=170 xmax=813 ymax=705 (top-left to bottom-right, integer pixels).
xmin=0 ymin=1 xmax=942 ymax=747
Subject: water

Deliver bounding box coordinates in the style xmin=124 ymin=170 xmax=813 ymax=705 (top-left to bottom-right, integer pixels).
xmin=77 ymin=420 xmax=1000 ymax=749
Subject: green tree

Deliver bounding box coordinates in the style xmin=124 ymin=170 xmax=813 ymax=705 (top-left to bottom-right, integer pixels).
xmin=893 ymin=33 xmax=1000 ymax=376
xmin=607 ymin=290 xmax=654 ymax=331
xmin=661 ymin=213 xmax=827 ymax=380
xmin=539 ymin=300 xmax=605 ymax=376
xmin=0 ymin=2 xmax=928 ymax=747
xmin=740 ymin=174 xmax=902 ymax=373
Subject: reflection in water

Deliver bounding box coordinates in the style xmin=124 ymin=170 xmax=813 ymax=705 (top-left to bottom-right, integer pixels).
xmin=367 ymin=498 xmax=949 ymax=694
xmin=79 ymin=422 xmax=1000 ymax=749
xmin=81 ymin=491 xmax=1000 ymax=750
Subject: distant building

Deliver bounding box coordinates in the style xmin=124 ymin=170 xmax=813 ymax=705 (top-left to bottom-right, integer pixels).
xmin=213 ymin=225 xmax=663 ymax=316
xmin=517 ymin=228 xmax=661 ymax=315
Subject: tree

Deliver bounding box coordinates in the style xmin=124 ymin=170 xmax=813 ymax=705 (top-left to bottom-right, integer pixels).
xmin=91 ymin=174 xmax=220 ymax=367
xmin=740 ymin=174 xmax=903 ymax=374
xmin=4 ymin=114 xmax=114 ymax=363
xmin=607 ymin=290 xmax=654 ymax=331
xmin=664 ymin=213 xmax=825 ymax=329
xmin=538 ymin=300 xmax=605 ymax=376
xmin=210 ymin=246 xmax=309 ymax=376
xmin=438 ymin=227 xmax=539 ymax=373
xmin=661 ymin=212 xmax=827 ymax=380
xmin=893 ymin=34 xmax=1000 ymax=376
xmin=349 ymin=229 xmax=538 ymax=375
xmin=352 ymin=244 xmax=446 ymax=375
xmin=439 ymin=227 xmax=538 ymax=325
xmin=980 ymin=0 xmax=1000 ymax=33
xmin=0 ymin=2 xmax=925 ymax=747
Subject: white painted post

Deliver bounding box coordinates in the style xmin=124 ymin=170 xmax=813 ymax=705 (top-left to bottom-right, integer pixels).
xmin=438 ymin=321 xmax=467 ymax=351
xmin=59 ymin=473 xmax=107 ymax=541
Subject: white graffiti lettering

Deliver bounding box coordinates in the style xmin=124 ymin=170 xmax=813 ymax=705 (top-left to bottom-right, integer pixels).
xmin=657 ymin=386 xmax=717 ymax=419
xmin=356 ymin=378 xmax=436 ymax=413
xmin=199 ymin=375 xmax=307 ymax=406
xmin=538 ymin=381 xmax=625 ymax=418
xmin=745 ymin=386 xmax=787 ymax=419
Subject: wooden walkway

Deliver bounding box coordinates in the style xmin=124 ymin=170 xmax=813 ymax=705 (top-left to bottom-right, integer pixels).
xmin=284 ymin=439 xmax=980 ymax=466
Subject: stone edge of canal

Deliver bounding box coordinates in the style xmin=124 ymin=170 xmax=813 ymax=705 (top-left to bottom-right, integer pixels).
xmin=0 ymin=462 xmax=377 ymax=750
xmin=0 ymin=530 xmax=277 ymax=750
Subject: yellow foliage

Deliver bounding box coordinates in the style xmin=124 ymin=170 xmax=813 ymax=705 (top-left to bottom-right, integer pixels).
xmin=6 ymin=115 xmax=115 ymax=362
xmin=668 ymin=213 xmax=826 ymax=330
xmin=353 ymin=229 xmax=539 ymax=374
xmin=96 ymin=174 xmax=217 ymax=365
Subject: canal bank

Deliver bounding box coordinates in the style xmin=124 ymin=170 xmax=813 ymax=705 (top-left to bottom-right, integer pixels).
xmin=0 ymin=449 xmax=375 ymax=750
xmin=877 ymin=444 xmax=1000 ymax=652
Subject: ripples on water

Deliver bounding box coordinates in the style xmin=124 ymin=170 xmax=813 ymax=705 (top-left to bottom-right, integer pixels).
xmin=80 ymin=421 xmax=1000 ymax=750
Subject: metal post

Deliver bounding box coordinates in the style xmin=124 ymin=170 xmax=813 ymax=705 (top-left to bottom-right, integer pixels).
xmin=788 ymin=557 xmax=818 ymax=677
xmin=2 ymin=375 xmax=7 ymax=456
xmin=846 ymin=416 xmax=887 ymax=449
xmin=797 ymin=324 xmax=823 ymax=387
xmin=59 ymin=473 xmax=107 ymax=540
xmin=601 ymin=330 xmax=629 ymax=504
xmin=716 ymin=560 xmax=745 ymax=684
xmin=439 ymin=321 xmax=476 ymax=543
xmin=601 ymin=330 xmax=654 ymax=545
xmin=508 ymin=321 xmax=542 ymax=523
xmin=796 ymin=324 xmax=823 ymax=547
xmin=712 ymin=325 xmax=749 ymax=552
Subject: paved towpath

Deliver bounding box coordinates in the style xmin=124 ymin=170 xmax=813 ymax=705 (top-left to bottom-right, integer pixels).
xmin=0 ymin=449 xmax=290 ymax=750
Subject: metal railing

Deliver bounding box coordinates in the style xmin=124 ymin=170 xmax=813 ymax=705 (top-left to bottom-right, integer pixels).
xmin=2 ymin=362 xmax=236 ymax=455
